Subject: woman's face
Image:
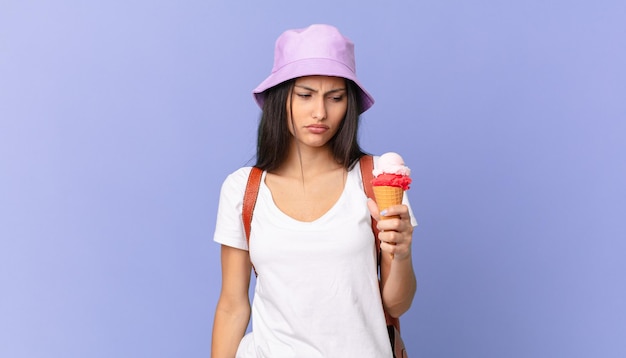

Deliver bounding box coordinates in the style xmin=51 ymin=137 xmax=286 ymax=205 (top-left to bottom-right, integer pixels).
xmin=286 ymin=76 xmax=348 ymax=149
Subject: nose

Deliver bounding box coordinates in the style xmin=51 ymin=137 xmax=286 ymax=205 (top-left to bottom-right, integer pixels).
xmin=312 ymin=97 xmax=327 ymax=121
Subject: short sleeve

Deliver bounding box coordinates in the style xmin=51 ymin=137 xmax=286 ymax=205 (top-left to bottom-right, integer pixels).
xmin=213 ymin=167 xmax=253 ymax=251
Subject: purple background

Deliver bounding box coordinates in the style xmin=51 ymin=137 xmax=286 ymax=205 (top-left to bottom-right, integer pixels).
xmin=1 ymin=1 xmax=625 ymax=357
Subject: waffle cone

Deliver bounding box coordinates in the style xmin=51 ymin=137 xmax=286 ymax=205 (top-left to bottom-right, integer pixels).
xmin=372 ymin=186 xmax=404 ymax=220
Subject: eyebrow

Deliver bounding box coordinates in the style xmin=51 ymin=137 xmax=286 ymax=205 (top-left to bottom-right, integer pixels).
xmin=294 ymin=85 xmax=346 ymax=95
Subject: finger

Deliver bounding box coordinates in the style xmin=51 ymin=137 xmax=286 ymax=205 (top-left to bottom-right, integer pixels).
xmin=376 ymin=215 xmax=406 ymax=232
xmin=379 ymin=230 xmax=404 ymax=258
xmin=381 ymin=238 xmax=412 ymax=260
xmin=380 ymin=240 xmax=397 ymax=260
xmin=381 ymin=204 xmax=409 ymax=219
xmin=379 ymin=230 xmax=398 ymax=244
xmin=367 ymin=199 xmax=381 ymax=221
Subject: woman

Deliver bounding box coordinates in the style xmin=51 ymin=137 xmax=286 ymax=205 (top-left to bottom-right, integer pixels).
xmin=212 ymin=24 xmax=417 ymax=357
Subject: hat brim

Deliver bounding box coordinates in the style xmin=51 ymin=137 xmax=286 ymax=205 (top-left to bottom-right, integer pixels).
xmin=253 ymin=58 xmax=374 ymax=114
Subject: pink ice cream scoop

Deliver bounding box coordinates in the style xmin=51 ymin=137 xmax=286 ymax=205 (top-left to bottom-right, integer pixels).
xmin=371 ymin=152 xmax=412 ymax=260
xmin=372 ymin=152 xmax=412 ymax=190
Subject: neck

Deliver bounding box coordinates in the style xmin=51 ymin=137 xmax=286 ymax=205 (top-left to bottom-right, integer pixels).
xmin=276 ymin=142 xmax=341 ymax=178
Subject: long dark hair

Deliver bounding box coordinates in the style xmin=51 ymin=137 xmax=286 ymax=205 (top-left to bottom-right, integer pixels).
xmin=254 ymin=78 xmax=367 ymax=172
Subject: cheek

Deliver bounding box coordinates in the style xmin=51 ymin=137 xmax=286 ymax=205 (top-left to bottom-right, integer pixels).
xmin=286 ymin=110 xmax=302 ymax=136
xmin=286 ymin=115 xmax=295 ymax=135
xmin=330 ymin=103 xmax=348 ymax=122
xmin=287 ymin=102 xmax=310 ymax=126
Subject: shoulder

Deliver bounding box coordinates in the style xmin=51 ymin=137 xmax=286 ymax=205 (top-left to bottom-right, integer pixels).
xmin=352 ymin=154 xmax=381 ymax=173
xmin=349 ymin=154 xmax=381 ymax=188
xmin=214 ymin=167 xmax=256 ymax=250
xmin=219 ymin=167 xmax=255 ymax=199
xmin=222 ymin=166 xmax=255 ymax=188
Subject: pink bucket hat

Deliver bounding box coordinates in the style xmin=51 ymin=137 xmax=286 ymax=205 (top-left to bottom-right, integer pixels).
xmin=253 ymin=24 xmax=375 ymax=113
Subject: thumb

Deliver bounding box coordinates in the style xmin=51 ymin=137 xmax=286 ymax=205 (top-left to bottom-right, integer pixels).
xmin=367 ymin=199 xmax=381 ymax=221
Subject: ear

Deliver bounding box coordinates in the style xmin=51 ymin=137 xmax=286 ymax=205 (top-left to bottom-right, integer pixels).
xmin=367 ymin=199 xmax=380 ymax=222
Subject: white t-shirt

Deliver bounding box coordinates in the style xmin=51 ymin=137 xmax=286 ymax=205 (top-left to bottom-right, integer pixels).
xmin=214 ymin=158 xmax=417 ymax=358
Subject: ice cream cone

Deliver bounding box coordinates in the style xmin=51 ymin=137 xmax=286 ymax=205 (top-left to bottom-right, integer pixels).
xmin=373 ymin=186 xmax=404 ymax=220
xmin=371 ymin=152 xmax=412 ymax=261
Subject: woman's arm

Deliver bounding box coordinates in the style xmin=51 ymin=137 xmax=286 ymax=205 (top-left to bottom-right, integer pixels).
xmin=211 ymin=245 xmax=253 ymax=358
xmin=368 ymin=200 xmax=417 ymax=318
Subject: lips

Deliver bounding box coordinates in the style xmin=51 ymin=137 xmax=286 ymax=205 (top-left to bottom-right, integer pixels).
xmin=305 ymin=124 xmax=329 ymax=134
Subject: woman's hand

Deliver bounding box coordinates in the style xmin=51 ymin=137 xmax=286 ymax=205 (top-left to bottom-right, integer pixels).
xmin=367 ymin=199 xmax=414 ymax=260
xmin=367 ymin=199 xmax=417 ymax=317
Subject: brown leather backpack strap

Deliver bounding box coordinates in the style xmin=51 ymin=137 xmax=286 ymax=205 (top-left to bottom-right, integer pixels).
xmin=243 ymin=167 xmax=263 ymax=244
xmin=360 ymin=155 xmax=401 ymax=333
xmin=359 ymin=155 xmax=381 ymax=261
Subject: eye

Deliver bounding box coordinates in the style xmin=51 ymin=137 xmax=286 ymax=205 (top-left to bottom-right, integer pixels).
xmin=296 ymin=93 xmax=312 ymax=98
xmin=329 ymin=95 xmax=344 ymax=102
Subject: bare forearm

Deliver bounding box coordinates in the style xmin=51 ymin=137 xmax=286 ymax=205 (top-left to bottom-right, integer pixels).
xmin=211 ymin=302 xmax=251 ymax=358
xmin=381 ymin=254 xmax=417 ymax=318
